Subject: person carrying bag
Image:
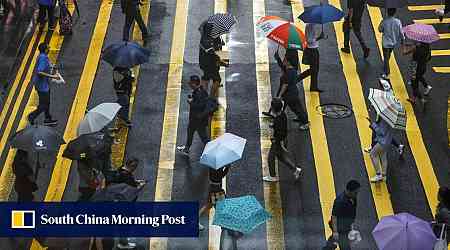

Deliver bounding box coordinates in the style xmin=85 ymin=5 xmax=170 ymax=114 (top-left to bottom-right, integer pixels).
xmin=434 ymin=224 xmax=448 ymax=250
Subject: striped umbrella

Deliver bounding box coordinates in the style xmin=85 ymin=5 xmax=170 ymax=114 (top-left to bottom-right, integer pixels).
xmin=368 ymin=88 xmax=407 ymax=130
xmin=256 ymin=16 xmax=307 ymax=50
xmin=204 ymin=13 xmax=237 ymax=38
xmin=403 ymin=23 xmax=440 ymax=44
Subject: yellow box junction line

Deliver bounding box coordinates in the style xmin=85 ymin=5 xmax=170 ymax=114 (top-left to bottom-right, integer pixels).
xmin=367 ymin=6 xmax=440 ymax=215
xmin=110 ymin=0 xmax=151 ymax=168
xmin=408 ymin=5 xmax=443 ymax=11
xmin=431 ymin=49 xmax=450 ymax=56
xmin=439 ymin=33 xmax=450 ymax=39
xmin=433 ymin=67 xmax=450 ymax=73
xmin=329 ymin=0 xmax=394 ymax=220
xmin=0 ymin=6 xmax=75 ymax=201
xmin=208 ymin=0 xmax=228 ymax=249
xmin=290 ymin=1 xmax=337 ymax=242
xmin=148 ymin=0 xmax=189 ymax=248
xmin=252 ymin=0 xmax=285 ymax=249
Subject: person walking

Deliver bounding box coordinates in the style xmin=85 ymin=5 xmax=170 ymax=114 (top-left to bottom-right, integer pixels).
xmin=298 ymin=23 xmax=323 ymax=92
xmin=341 ymin=0 xmax=370 ymax=58
xmin=28 ymin=43 xmax=59 ymax=126
xmin=434 ymin=187 xmax=450 ymax=243
xmin=76 ymin=158 xmax=100 ymax=201
xmin=113 ymin=67 xmax=134 ymax=127
xmin=263 ymin=98 xmax=302 ymax=182
xmin=369 ymin=115 xmax=393 ymax=182
xmin=219 ymin=227 xmax=243 ymax=250
xmin=436 ymin=0 xmax=450 ymax=23
xmin=378 ymin=8 xmax=405 ymax=79
xmin=37 ymin=0 xmax=55 ymax=30
xmin=121 ymin=0 xmax=149 ymax=45
xmin=12 ymin=150 xmax=37 ymax=202
xmin=403 ymin=42 xmax=432 ymax=105
xmin=177 ymin=75 xmax=210 ymax=156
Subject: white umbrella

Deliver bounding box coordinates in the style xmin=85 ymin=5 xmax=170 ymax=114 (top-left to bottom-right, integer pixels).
xmin=77 ymin=103 xmax=121 ymax=136
xmin=200 ymin=133 xmax=246 ymax=169
xmin=368 ymin=88 xmax=406 ymax=130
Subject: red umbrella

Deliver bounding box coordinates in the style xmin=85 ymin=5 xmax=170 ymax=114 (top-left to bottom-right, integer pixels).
xmin=256 ymin=16 xmax=307 ymax=50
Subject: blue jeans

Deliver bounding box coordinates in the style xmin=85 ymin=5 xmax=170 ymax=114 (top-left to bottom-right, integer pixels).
xmin=116 ymin=93 xmax=130 ymax=121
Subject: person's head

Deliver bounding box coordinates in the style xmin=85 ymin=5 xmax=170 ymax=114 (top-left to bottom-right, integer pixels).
xmin=38 ymin=43 xmax=49 ymax=54
xmin=387 ymin=8 xmax=396 ymax=17
xmin=283 ymin=49 xmax=299 ymax=68
xmin=438 ymin=186 xmax=450 ymax=208
xmin=345 ymin=180 xmax=361 ymax=198
xmin=124 ymin=157 xmax=139 ymax=172
xmin=271 ymin=97 xmax=283 ymax=114
xmin=188 ymin=75 xmax=201 ymax=90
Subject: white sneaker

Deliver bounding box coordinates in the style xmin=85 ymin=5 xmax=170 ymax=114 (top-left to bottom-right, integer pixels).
xmin=199 ymin=223 xmax=204 ymax=231
xmin=117 ymin=242 xmax=137 ymax=249
xmin=263 ymin=176 xmax=279 ymax=182
xmin=299 ymin=123 xmax=310 ymax=130
xmin=424 ymin=85 xmax=432 ymax=95
xmin=381 ymin=74 xmax=389 ymax=80
xmin=293 ymin=167 xmax=302 ymax=180
xmin=407 ymin=80 xmax=412 ymax=85
xmin=370 ymin=174 xmax=384 ymax=183
xmin=398 ymin=144 xmax=405 ymax=156
xmin=176 ymin=145 xmax=190 ymax=156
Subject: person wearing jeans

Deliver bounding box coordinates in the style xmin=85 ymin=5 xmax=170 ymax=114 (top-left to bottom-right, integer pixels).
xmin=369 ymin=117 xmax=393 ymax=182
xmin=378 ymin=8 xmax=404 ymax=79
xmin=37 ymin=0 xmax=55 ymax=30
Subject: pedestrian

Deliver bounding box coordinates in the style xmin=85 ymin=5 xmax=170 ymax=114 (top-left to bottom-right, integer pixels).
xmin=263 ymin=98 xmax=302 ymax=182
xmin=403 ymin=42 xmax=432 ymax=105
xmin=12 ymin=149 xmax=38 ymax=202
xmin=378 ymin=8 xmax=405 ymax=79
xmin=436 ymin=0 xmax=450 ymax=23
xmin=433 ymin=186 xmax=450 ymax=243
xmin=37 ymin=0 xmax=55 ymax=30
xmin=28 ymin=43 xmax=59 ymax=126
xmin=113 ymin=67 xmax=134 ymax=127
xmin=121 ymin=0 xmax=149 ymax=45
xmin=298 ymin=23 xmax=323 ymax=92
xmin=219 ymin=227 xmax=243 ymax=250
xmin=341 ymin=0 xmax=370 ymax=58
xmin=198 ymin=166 xmax=229 ymax=230
xmin=76 ymin=158 xmax=101 ymax=201
xmin=369 ymin=115 xmax=393 ymax=182
xmin=177 ymin=75 xmax=210 ymax=156
xmin=325 ymin=180 xmax=361 ymax=250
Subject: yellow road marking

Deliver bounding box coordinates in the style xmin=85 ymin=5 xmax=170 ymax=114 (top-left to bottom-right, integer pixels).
xmin=110 ymin=0 xmax=151 ymax=168
xmin=433 ymin=66 xmax=450 ymax=73
xmin=439 ymin=33 xmax=450 ymax=39
xmin=290 ymin=1 xmax=336 ymax=242
xmin=148 ymin=0 xmax=189 ymax=248
xmin=253 ymin=0 xmax=285 ymax=249
xmin=208 ymin=1 xmax=228 ymax=249
xmin=431 ymin=49 xmax=450 ymax=56
xmin=414 ymin=18 xmax=450 ymax=24
xmin=368 ymin=6 xmax=440 ymax=216
xmin=408 ymin=5 xmax=443 ymax=11
xmin=330 ymin=0 xmax=394 ymax=220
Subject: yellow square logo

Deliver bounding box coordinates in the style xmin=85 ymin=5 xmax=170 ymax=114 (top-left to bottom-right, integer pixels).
xmin=11 ymin=210 xmax=35 ymax=229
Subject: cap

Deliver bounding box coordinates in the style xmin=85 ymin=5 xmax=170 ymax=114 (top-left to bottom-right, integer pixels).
xmin=346 ymin=180 xmax=361 ymax=192
xmin=190 ymin=75 xmax=200 ymax=82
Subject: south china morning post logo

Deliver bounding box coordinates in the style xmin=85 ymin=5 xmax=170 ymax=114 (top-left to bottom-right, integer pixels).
xmin=11 ymin=210 xmax=35 ymax=229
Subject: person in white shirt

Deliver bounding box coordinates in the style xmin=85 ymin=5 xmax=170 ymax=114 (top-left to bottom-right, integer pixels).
xmin=298 ymin=23 xmax=322 ymax=92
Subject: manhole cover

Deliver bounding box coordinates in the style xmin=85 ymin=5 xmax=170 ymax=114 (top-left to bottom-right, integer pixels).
xmin=316 ymin=103 xmax=353 ymax=119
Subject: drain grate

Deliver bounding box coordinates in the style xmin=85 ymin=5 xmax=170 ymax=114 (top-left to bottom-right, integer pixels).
xmin=316 ymin=103 xmax=353 ymax=119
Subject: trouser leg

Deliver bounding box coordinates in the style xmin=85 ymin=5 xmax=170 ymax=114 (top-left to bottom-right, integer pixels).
xmin=285 ymin=96 xmax=308 ymax=124
xmin=383 ymin=48 xmax=392 ymax=76
xmin=370 ymin=143 xmax=383 ymax=175
xmin=370 ymin=130 xmax=376 ymax=147
xmin=40 ymin=91 xmax=52 ymax=120
xmin=310 ymin=49 xmax=319 ymax=89
xmin=391 ymin=138 xmax=400 ymax=148
xmin=196 ymin=124 xmax=210 ymax=145
xmin=411 ymin=75 xmax=422 ymax=99
xmin=417 ymin=74 xmax=428 ymax=87
xmin=343 ymin=19 xmax=351 ymax=48
xmin=380 ymin=147 xmax=388 ymax=176
xmin=134 ymin=9 xmax=148 ymax=38
xmin=338 ymin=231 xmax=351 ymax=250
xmin=38 ymin=4 xmax=46 ymax=24
xmin=116 ymin=93 xmax=130 ymax=121
xmin=353 ymin=24 xmax=367 ymax=50
xmin=277 ymin=145 xmax=297 ymax=172
xmin=123 ymin=14 xmax=134 ymax=41
xmin=185 ymin=122 xmax=196 ymax=149
xmin=267 ymin=142 xmax=277 ymax=177
xmin=47 ymin=5 xmax=55 ymax=27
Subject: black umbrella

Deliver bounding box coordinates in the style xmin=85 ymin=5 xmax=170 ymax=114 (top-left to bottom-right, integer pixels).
xmin=366 ymin=0 xmax=408 ymax=8
xmin=10 ymin=125 xmax=65 ymax=152
xmin=62 ymin=132 xmax=109 ymax=160
xmin=90 ymin=183 xmax=146 ymax=202
xmin=102 ymin=41 xmax=150 ymax=68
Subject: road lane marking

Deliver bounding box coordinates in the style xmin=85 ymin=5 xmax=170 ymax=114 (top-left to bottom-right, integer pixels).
xmin=439 ymin=33 xmax=450 ymax=39
xmin=431 ymin=49 xmax=450 ymax=56
xmin=290 ymin=1 xmax=336 ymax=242
xmin=414 ymin=18 xmax=450 ymax=24
xmin=148 ymin=0 xmax=189 ymax=248
xmin=433 ymin=67 xmax=450 ymax=73
xmin=208 ymin=1 xmax=228 ymax=249
xmin=330 ymin=0 xmax=395 ymax=220
xmin=253 ymin=0 xmax=285 ymax=249
xmin=110 ymin=0 xmax=151 ymax=168
xmin=368 ymin=5 xmax=440 ymax=216
xmin=408 ymin=5 xmax=443 ymax=11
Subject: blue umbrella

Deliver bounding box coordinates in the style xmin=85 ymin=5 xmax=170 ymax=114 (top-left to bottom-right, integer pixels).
xmin=213 ymin=195 xmax=271 ymax=234
xmin=102 ymin=41 xmax=151 ymax=68
xmin=298 ymin=4 xmax=345 ymax=24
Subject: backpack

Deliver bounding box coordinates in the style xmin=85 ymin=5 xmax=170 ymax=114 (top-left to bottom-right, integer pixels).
xmin=59 ymin=0 xmax=73 ymax=35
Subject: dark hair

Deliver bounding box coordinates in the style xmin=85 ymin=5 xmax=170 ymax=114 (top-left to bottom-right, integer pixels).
xmin=346 ymin=180 xmax=361 ymax=192
xmin=271 ymin=98 xmax=283 ymax=113
xmin=438 ymin=187 xmax=450 ymax=208
xmin=126 ymin=157 xmax=139 ymax=168
xmin=387 ymin=8 xmax=396 ymax=16
xmin=38 ymin=43 xmax=48 ymax=53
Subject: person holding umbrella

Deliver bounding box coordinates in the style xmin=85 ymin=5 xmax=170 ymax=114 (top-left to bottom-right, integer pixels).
xmin=113 ymin=67 xmax=134 ymax=127
xmin=76 ymin=158 xmax=101 ymax=201
xmin=12 ymin=149 xmax=37 ymax=202
xmin=341 ymin=0 xmax=370 ymax=58
xmin=434 ymin=186 xmax=450 ymax=244
xmin=298 ymin=23 xmax=323 ymax=92
xmin=121 ymin=0 xmax=149 ymax=45
xmin=368 ymin=114 xmax=393 ymax=182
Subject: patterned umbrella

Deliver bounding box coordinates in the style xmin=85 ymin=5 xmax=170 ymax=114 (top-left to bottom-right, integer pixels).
xmin=213 ymin=195 xmax=271 ymax=234
xmin=256 ymin=16 xmax=307 ymax=50
xmin=368 ymin=88 xmax=406 ymax=130
xmin=204 ymin=13 xmax=237 ymax=38
xmin=10 ymin=125 xmax=65 ymax=153
xmin=403 ymin=23 xmax=440 ymax=44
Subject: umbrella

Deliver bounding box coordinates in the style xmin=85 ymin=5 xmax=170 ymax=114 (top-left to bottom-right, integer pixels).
xmin=202 ymin=13 xmax=237 ymax=38
xmin=213 ymin=195 xmax=271 ymax=234
xmin=367 ymin=0 xmax=408 ymax=8
xmin=10 ymin=125 xmax=65 ymax=153
xmin=77 ymin=103 xmax=121 ymax=136
xmin=90 ymin=183 xmax=146 ymax=202
xmin=298 ymin=4 xmax=345 ymax=24
xmin=368 ymin=88 xmax=406 ymax=130
xmin=256 ymin=16 xmax=307 ymax=50
xmin=372 ymin=213 xmax=436 ymax=250
xmin=403 ymin=23 xmax=440 ymax=44
xmin=200 ymin=133 xmax=247 ymax=169
xmin=62 ymin=132 xmax=109 ymax=160
xmin=102 ymin=41 xmax=151 ymax=68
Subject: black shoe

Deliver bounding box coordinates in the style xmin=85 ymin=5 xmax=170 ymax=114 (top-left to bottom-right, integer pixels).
xmin=27 ymin=114 xmax=35 ymax=126
xmin=310 ymin=88 xmax=323 ymax=93
xmin=262 ymin=111 xmax=274 ymax=118
xmin=43 ymin=119 xmax=58 ymax=126
xmin=363 ymin=47 xmax=370 ymax=58
xmin=341 ymin=47 xmax=350 ymax=54
xmin=142 ymin=34 xmax=149 ymax=47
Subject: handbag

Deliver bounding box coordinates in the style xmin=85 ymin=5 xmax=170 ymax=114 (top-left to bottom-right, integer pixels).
xmin=434 ymin=224 xmax=448 ymax=250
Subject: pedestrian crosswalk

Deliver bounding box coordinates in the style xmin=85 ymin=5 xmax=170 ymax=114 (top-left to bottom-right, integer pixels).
xmin=0 ymin=0 xmax=448 ymax=249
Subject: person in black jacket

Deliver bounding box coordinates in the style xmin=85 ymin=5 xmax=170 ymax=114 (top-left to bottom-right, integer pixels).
xmin=121 ymin=0 xmax=149 ymax=45
xmin=263 ymin=98 xmax=302 ymax=182
xmin=113 ymin=67 xmax=134 ymax=127
xmin=12 ymin=150 xmax=37 ymax=202
xmin=177 ymin=75 xmax=210 ymax=156
xmin=404 ymin=42 xmax=432 ymax=105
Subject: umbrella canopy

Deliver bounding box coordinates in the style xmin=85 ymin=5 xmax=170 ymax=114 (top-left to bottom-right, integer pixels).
xmin=367 ymin=0 xmax=408 ymax=8
xmin=90 ymin=183 xmax=145 ymax=202
xmin=372 ymin=213 xmax=436 ymax=250
xmin=256 ymin=16 xmax=307 ymax=50
xmin=77 ymin=103 xmax=121 ymax=136
xmin=203 ymin=13 xmax=237 ymax=38
xmin=102 ymin=41 xmax=151 ymax=68
xmin=213 ymin=195 xmax=271 ymax=234
xmin=200 ymin=133 xmax=247 ymax=169
xmin=403 ymin=23 xmax=440 ymax=44
xmin=368 ymin=88 xmax=406 ymax=130
xmin=62 ymin=132 xmax=109 ymax=160
xmin=10 ymin=125 xmax=65 ymax=152
xmin=298 ymin=4 xmax=345 ymax=24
